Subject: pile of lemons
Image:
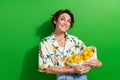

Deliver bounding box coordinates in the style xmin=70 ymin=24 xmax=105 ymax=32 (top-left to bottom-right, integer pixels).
xmin=67 ymin=47 xmax=94 ymax=63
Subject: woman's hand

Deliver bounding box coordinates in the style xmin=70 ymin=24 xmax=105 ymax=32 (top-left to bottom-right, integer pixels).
xmin=84 ymin=59 xmax=102 ymax=68
xmin=72 ymin=66 xmax=91 ymax=74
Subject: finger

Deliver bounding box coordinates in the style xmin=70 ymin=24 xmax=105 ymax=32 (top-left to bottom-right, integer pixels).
xmin=84 ymin=62 xmax=92 ymax=65
xmin=77 ymin=66 xmax=83 ymax=69
xmin=79 ymin=67 xmax=89 ymax=72
xmin=80 ymin=68 xmax=91 ymax=74
xmin=84 ymin=63 xmax=92 ymax=66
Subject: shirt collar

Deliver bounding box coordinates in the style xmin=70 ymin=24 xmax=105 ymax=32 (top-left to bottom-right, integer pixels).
xmin=50 ymin=32 xmax=75 ymax=52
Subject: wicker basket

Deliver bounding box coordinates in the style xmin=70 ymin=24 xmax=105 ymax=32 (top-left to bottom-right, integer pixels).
xmin=66 ymin=46 xmax=97 ymax=67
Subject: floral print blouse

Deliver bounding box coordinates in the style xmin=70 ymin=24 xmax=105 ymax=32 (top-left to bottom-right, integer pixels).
xmin=38 ymin=33 xmax=86 ymax=72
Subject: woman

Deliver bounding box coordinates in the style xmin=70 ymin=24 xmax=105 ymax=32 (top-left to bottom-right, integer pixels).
xmin=38 ymin=9 xmax=102 ymax=80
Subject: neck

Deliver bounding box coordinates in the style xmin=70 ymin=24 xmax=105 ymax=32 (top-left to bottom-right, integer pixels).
xmin=54 ymin=31 xmax=65 ymax=40
xmin=54 ymin=31 xmax=66 ymax=47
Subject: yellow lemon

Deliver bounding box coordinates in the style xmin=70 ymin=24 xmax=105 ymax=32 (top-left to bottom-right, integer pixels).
xmin=80 ymin=56 xmax=83 ymax=60
xmin=67 ymin=57 xmax=73 ymax=62
xmin=72 ymin=53 xmax=78 ymax=59
xmin=70 ymin=59 xmax=74 ymax=63
xmin=88 ymin=51 xmax=94 ymax=57
xmin=86 ymin=48 xmax=93 ymax=52
xmin=74 ymin=56 xmax=78 ymax=63
xmin=83 ymin=56 xmax=90 ymax=61
xmin=82 ymin=50 xmax=88 ymax=57
xmin=52 ymin=44 xmax=56 ymax=51
xmin=80 ymin=59 xmax=84 ymax=62
xmin=39 ymin=65 xmax=45 ymax=70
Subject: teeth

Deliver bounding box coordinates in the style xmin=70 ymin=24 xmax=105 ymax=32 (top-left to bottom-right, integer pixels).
xmin=62 ymin=26 xmax=66 ymax=28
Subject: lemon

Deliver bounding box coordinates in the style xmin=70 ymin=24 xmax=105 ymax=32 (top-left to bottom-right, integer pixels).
xmin=70 ymin=59 xmax=74 ymax=63
xmin=72 ymin=53 xmax=78 ymax=59
xmin=80 ymin=59 xmax=84 ymax=62
xmin=81 ymin=50 xmax=88 ymax=57
xmin=86 ymin=48 xmax=93 ymax=52
xmin=83 ymin=56 xmax=90 ymax=61
xmin=39 ymin=65 xmax=45 ymax=70
xmin=74 ymin=56 xmax=78 ymax=63
xmin=88 ymin=51 xmax=94 ymax=57
xmin=67 ymin=57 xmax=73 ymax=62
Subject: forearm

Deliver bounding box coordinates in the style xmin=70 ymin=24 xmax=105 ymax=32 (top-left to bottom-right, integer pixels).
xmin=84 ymin=59 xmax=102 ymax=68
xmin=45 ymin=66 xmax=74 ymax=74
xmin=90 ymin=59 xmax=102 ymax=68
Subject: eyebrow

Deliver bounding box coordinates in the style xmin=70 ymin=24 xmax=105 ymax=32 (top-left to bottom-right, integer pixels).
xmin=60 ymin=16 xmax=71 ymax=20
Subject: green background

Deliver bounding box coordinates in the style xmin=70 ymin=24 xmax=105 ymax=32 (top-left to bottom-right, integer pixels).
xmin=0 ymin=0 xmax=120 ymax=80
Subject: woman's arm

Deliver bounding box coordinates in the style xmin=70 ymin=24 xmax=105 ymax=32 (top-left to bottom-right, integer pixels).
xmin=44 ymin=66 xmax=91 ymax=74
xmin=44 ymin=66 xmax=74 ymax=74
xmin=84 ymin=59 xmax=102 ymax=68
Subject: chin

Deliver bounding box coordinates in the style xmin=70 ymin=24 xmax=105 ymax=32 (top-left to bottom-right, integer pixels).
xmin=61 ymin=30 xmax=67 ymax=33
xmin=61 ymin=28 xmax=68 ymax=32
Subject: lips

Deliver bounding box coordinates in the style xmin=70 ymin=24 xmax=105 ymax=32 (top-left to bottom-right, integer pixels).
xmin=61 ymin=25 xmax=68 ymax=29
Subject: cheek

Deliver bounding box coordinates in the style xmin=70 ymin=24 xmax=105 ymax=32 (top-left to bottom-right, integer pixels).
xmin=57 ymin=20 xmax=62 ymax=25
xmin=68 ymin=23 xmax=71 ymax=27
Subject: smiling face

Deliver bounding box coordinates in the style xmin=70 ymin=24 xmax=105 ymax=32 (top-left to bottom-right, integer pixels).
xmin=54 ymin=13 xmax=71 ymax=33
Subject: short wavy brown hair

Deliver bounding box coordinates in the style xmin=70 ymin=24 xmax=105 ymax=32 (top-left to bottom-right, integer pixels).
xmin=51 ymin=9 xmax=74 ymax=28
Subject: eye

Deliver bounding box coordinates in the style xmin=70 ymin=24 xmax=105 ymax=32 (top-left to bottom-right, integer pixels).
xmin=67 ymin=20 xmax=71 ymax=23
xmin=61 ymin=18 xmax=65 ymax=21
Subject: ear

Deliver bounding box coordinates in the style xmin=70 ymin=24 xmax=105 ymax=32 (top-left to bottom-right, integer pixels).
xmin=54 ymin=20 xmax=56 ymax=24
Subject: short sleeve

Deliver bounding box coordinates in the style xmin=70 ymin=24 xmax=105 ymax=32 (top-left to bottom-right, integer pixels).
xmin=38 ymin=42 xmax=54 ymax=72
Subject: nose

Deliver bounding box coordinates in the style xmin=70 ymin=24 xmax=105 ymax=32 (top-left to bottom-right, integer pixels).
xmin=63 ymin=20 xmax=68 ymax=25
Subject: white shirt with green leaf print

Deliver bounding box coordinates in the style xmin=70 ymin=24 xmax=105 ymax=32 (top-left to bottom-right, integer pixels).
xmin=38 ymin=33 xmax=86 ymax=72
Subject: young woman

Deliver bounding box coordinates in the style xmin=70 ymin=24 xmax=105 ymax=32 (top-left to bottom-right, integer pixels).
xmin=38 ymin=9 xmax=102 ymax=80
